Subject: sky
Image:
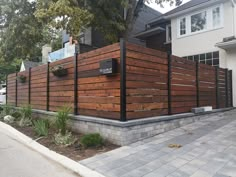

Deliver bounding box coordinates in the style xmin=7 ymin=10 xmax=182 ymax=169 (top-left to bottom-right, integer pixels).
xmin=147 ymin=0 xmax=191 ymax=14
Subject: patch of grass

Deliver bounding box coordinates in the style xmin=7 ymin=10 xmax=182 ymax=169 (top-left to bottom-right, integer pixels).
xmin=33 ymin=119 xmax=49 ymax=137
xmin=80 ymin=133 xmax=104 ymax=148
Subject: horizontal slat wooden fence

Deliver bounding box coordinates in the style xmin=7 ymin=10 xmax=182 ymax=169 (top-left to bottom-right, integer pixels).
xmin=7 ymin=40 xmax=233 ymax=121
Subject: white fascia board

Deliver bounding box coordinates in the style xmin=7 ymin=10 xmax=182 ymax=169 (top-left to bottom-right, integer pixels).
xmin=164 ymin=0 xmax=228 ymax=19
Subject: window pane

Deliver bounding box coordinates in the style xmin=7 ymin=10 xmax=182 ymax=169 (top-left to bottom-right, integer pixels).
xmin=200 ymin=60 xmax=205 ymax=64
xmin=200 ymin=54 xmax=205 ymax=60
xmin=166 ymin=25 xmax=171 ymax=42
xmin=213 ymin=7 xmax=220 ymax=28
xmin=191 ymin=11 xmax=207 ymax=33
xmin=180 ymin=18 xmax=186 ymax=35
xmin=213 ymin=51 xmax=219 ymax=58
xmin=213 ymin=59 xmax=219 ymax=66
xmin=188 ymin=56 xmax=193 ymax=60
xmin=206 ymin=52 xmax=212 ymax=59
xmin=206 ymin=60 xmax=213 ymax=65
xmin=194 ymin=55 xmax=199 ymax=61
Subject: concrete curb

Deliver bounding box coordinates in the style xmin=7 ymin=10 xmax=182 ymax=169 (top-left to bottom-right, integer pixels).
xmin=0 ymin=121 xmax=106 ymax=177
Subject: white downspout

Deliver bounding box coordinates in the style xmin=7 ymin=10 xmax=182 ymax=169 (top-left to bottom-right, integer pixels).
xmin=231 ymin=0 xmax=236 ymax=37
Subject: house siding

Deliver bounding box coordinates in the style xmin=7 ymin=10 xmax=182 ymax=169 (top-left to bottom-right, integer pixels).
xmin=146 ymin=32 xmax=171 ymax=52
xmin=171 ymin=1 xmax=234 ymax=57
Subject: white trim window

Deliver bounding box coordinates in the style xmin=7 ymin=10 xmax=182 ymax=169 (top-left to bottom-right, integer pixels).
xmin=191 ymin=11 xmax=207 ymax=33
xmin=177 ymin=4 xmax=223 ymax=37
xmin=166 ymin=24 xmax=172 ymax=43
xmin=212 ymin=6 xmax=221 ymax=28
xmin=180 ymin=17 xmax=186 ymax=35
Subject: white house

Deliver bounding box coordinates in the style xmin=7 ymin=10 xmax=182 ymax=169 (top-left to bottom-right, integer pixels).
xmin=136 ymin=0 xmax=236 ymax=106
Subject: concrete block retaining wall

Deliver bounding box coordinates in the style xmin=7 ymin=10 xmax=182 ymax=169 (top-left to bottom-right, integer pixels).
xmin=32 ymin=108 xmax=233 ymax=146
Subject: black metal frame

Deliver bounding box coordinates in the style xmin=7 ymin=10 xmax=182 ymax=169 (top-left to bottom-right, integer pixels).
xmin=46 ymin=62 xmax=50 ymax=111
xmin=215 ymin=67 xmax=220 ymax=109
xmin=15 ymin=72 xmax=18 ymax=107
xmin=5 ymin=75 xmax=8 ymax=104
xmin=74 ymin=52 xmax=78 ymax=115
xmin=120 ymin=38 xmax=127 ymax=121
xmin=229 ymin=70 xmax=233 ymax=107
xmin=167 ymin=52 xmax=172 ymax=115
xmin=225 ymin=69 xmax=229 ymax=107
xmin=196 ymin=62 xmax=200 ymax=107
xmin=28 ymin=67 xmax=31 ymax=105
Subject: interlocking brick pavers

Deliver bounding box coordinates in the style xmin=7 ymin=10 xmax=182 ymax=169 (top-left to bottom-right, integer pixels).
xmin=80 ymin=110 xmax=236 ymax=177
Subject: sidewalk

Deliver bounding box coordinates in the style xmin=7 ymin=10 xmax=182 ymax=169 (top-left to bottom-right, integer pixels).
xmin=80 ymin=110 xmax=236 ymax=177
xmin=0 ymin=128 xmax=80 ymax=177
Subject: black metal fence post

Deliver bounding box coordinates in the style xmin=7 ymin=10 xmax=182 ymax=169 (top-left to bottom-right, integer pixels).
xmin=215 ymin=67 xmax=220 ymax=109
xmin=74 ymin=52 xmax=78 ymax=115
xmin=225 ymin=69 xmax=229 ymax=107
xmin=196 ymin=62 xmax=200 ymax=107
xmin=229 ymin=70 xmax=233 ymax=107
xmin=5 ymin=75 xmax=8 ymax=104
xmin=28 ymin=67 xmax=31 ymax=105
xmin=46 ymin=62 xmax=50 ymax=111
xmin=120 ymin=38 xmax=127 ymax=121
xmin=15 ymin=72 xmax=18 ymax=107
xmin=167 ymin=52 xmax=172 ymax=115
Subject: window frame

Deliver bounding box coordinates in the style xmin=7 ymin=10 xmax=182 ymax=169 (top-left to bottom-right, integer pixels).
xmin=177 ymin=4 xmax=223 ymax=38
xmin=166 ymin=24 xmax=172 ymax=43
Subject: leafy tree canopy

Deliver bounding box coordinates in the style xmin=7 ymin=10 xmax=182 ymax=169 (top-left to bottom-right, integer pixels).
xmin=35 ymin=0 xmax=182 ymax=43
xmin=0 ymin=0 xmax=61 ymax=63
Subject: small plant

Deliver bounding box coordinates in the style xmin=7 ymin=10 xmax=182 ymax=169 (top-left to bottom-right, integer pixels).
xmin=33 ymin=119 xmax=49 ymax=137
xmin=50 ymin=65 xmax=68 ymax=77
xmin=0 ymin=104 xmax=14 ymax=119
xmin=80 ymin=133 xmax=104 ymax=148
xmin=19 ymin=105 xmax=32 ymax=127
xmin=55 ymin=106 xmax=71 ymax=135
xmin=18 ymin=75 xmax=27 ymax=83
xmin=54 ymin=131 xmax=76 ymax=146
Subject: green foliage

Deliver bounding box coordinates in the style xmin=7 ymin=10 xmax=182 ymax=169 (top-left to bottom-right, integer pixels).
xmin=35 ymin=0 xmax=93 ymax=38
xmin=54 ymin=131 xmax=76 ymax=146
xmin=33 ymin=119 xmax=49 ymax=137
xmin=19 ymin=105 xmax=32 ymax=127
xmin=0 ymin=58 xmax=21 ymax=83
xmin=0 ymin=0 xmax=62 ymax=71
xmin=80 ymin=133 xmax=104 ymax=148
xmin=35 ymin=0 xmax=181 ymax=43
xmin=11 ymin=111 xmax=21 ymax=120
xmin=0 ymin=104 xmax=14 ymax=119
xmin=55 ymin=106 xmax=71 ymax=135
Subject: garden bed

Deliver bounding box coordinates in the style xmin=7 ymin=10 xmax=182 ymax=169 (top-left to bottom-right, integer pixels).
xmin=9 ymin=121 xmax=118 ymax=161
xmin=0 ymin=105 xmax=118 ymax=162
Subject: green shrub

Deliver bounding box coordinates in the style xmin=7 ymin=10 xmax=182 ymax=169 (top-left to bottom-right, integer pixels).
xmin=33 ymin=119 xmax=49 ymax=137
xmin=80 ymin=133 xmax=104 ymax=148
xmin=54 ymin=131 xmax=76 ymax=146
xmin=55 ymin=106 xmax=71 ymax=135
xmin=21 ymin=105 xmax=32 ymax=119
xmin=0 ymin=104 xmax=14 ymax=120
xmin=19 ymin=105 xmax=32 ymax=127
xmin=11 ymin=111 xmax=21 ymax=120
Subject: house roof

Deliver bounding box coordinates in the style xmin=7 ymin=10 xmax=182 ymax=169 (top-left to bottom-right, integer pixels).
xmin=135 ymin=0 xmax=226 ymax=39
xmin=148 ymin=0 xmax=225 ymax=25
xmin=128 ymin=4 xmax=162 ymax=45
xmin=23 ymin=61 xmax=41 ymax=70
xmin=164 ymin=0 xmax=211 ymax=16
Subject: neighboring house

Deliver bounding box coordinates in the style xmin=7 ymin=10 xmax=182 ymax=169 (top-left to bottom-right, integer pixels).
xmin=20 ymin=61 xmax=42 ymax=72
xmin=62 ymin=5 xmax=162 ymax=49
xmin=135 ymin=0 xmax=236 ymax=106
